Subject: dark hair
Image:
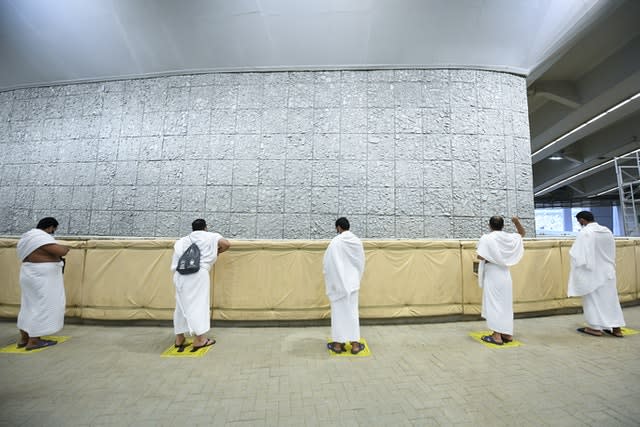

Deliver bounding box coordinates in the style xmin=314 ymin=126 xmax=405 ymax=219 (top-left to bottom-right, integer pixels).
xmin=192 ymin=219 xmax=207 ymax=231
xmin=489 ymin=215 xmax=504 ymax=231
xmin=576 ymin=211 xmax=595 ymax=222
xmin=335 ymin=217 xmax=350 ymax=231
xmin=36 ymin=217 xmax=59 ymax=230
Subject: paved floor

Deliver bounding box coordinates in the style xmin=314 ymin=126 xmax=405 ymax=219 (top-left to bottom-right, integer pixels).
xmin=1 ymin=307 xmax=639 ymax=427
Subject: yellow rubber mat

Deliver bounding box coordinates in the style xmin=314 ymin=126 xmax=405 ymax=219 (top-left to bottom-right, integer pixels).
xmin=0 ymin=336 xmax=70 ymax=354
xmin=469 ymin=331 xmax=522 ymax=348
xmin=326 ymin=338 xmax=371 ymax=357
xmin=161 ymin=341 xmax=214 ymax=358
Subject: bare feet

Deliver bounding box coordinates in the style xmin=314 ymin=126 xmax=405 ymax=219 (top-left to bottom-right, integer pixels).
xmin=174 ymin=333 xmax=186 ymax=347
xmin=17 ymin=330 xmax=29 ymax=348
xmin=500 ymin=333 xmax=513 ymax=343
xmin=327 ymin=342 xmax=346 ymax=353
xmin=192 ymin=336 xmax=215 ymax=348
xmin=350 ymin=341 xmax=365 ymax=354
xmin=190 ymin=338 xmax=215 ymax=352
xmin=490 ymin=332 xmax=503 ymax=344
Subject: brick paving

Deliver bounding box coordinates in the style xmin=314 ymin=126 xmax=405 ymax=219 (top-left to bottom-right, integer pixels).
xmin=1 ymin=307 xmax=639 ymax=426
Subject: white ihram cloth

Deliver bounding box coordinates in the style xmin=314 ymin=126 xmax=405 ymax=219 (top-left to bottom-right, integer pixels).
xmin=170 ymin=230 xmax=223 ymax=336
xmin=568 ymin=222 xmax=625 ymax=330
xmin=16 ymin=229 xmax=66 ymax=336
xmin=477 ymin=230 xmax=524 ymax=335
xmin=323 ymin=231 xmax=365 ymax=342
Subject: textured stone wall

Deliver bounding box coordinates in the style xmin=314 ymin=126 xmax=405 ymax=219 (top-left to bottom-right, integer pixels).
xmin=0 ymin=69 xmax=534 ymax=239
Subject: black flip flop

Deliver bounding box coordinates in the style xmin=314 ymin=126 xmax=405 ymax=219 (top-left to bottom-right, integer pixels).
xmin=25 ymin=340 xmax=57 ymax=351
xmin=577 ymin=327 xmax=603 ymax=337
xmin=190 ymin=338 xmax=215 ymax=352
xmin=481 ymin=335 xmax=504 ymax=345
xmin=174 ymin=342 xmax=189 ymax=353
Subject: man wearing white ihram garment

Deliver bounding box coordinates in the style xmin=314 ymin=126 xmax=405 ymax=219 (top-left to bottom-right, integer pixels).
xmin=323 ymin=217 xmax=366 ymax=355
xmin=476 ymin=216 xmax=525 ymax=346
xmin=16 ymin=217 xmax=70 ymax=351
xmin=569 ymin=210 xmax=625 ymax=338
xmin=171 ymin=219 xmax=230 ymax=352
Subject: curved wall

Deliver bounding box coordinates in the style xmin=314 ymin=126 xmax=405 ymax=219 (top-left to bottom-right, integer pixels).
xmin=0 ymin=69 xmax=534 ymax=239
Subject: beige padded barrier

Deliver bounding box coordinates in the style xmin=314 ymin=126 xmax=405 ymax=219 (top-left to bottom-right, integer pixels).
xmin=0 ymin=238 xmax=638 ymax=321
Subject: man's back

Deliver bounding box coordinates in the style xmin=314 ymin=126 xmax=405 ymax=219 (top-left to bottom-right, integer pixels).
xmin=324 ymin=231 xmax=365 ymax=301
xmin=569 ymin=222 xmax=616 ymax=296
xmin=577 ymin=222 xmax=615 ymax=267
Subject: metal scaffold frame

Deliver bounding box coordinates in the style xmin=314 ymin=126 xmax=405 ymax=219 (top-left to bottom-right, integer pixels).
xmin=615 ymin=151 xmax=640 ymax=236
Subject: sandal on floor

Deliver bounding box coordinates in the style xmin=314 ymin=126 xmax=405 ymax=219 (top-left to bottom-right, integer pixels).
xmin=190 ymin=338 xmax=215 ymax=352
xmin=327 ymin=342 xmax=346 ymax=354
xmin=350 ymin=342 xmax=365 ymax=355
xmin=25 ymin=339 xmax=57 ymax=351
xmin=603 ymin=329 xmax=624 ymax=338
xmin=481 ymin=335 xmax=503 ymax=345
xmin=174 ymin=341 xmax=190 ymax=352
xmin=17 ymin=341 xmax=28 ymax=349
xmin=577 ymin=327 xmax=602 ymax=337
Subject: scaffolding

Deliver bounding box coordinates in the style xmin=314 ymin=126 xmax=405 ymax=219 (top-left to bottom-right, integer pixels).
xmin=615 ymin=151 xmax=640 ymax=236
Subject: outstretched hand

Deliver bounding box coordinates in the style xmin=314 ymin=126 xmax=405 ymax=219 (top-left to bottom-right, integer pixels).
xmin=511 ymin=216 xmax=525 ymax=237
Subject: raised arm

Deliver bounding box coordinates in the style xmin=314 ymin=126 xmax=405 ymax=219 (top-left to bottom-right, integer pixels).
xmin=511 ymin=216 xmax=526 ymax=237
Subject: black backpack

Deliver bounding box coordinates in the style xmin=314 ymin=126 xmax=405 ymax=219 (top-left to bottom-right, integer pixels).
xmin=176 ymin=238 xmax=200 ymax=275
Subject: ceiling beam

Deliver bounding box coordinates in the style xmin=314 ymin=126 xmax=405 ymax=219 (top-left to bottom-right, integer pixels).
xmin=530 ymin=73 xmax=640 ymax=163
xmin=533 ymin=141 xmax=640 ymax=196
xmin=529 ymin=80 xmax=581 ymax=109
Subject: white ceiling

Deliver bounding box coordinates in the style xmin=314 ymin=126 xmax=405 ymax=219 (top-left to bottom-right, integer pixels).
xmin=0 ymin=0 xmax=610 ymax=90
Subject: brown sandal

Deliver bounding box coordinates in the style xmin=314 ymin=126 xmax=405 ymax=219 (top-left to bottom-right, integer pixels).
xmin=327 ymin=342 xmax=346 ymax=354
xmin=350 ymin=342 xmax=365 ymax=355
xmin=604 ymin=329 xmax=624 ymax=338
xmin=577 ymin=327 xmax=603 ymax=337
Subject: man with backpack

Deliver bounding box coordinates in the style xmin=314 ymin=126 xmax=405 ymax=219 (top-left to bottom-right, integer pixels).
xmin=170 ymin=219 xmax=230 ymax=352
